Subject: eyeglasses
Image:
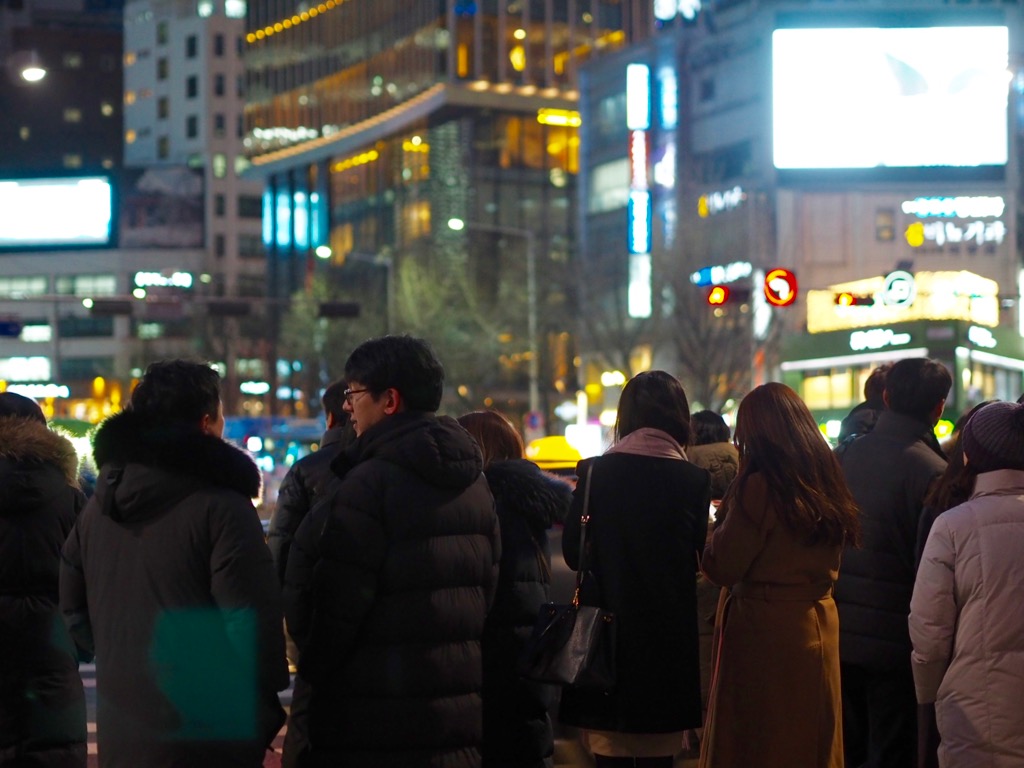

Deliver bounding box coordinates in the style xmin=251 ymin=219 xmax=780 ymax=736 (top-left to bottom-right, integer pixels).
xmin=343 ymin=387 xmax=370 ymax=404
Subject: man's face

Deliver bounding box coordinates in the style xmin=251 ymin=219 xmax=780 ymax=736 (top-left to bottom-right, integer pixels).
xmin=343 ymin=381 xmax=390 ymax=437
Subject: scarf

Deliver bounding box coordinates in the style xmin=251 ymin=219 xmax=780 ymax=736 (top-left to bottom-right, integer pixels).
xmin=606 ymin=427 xmax=688 ymax=461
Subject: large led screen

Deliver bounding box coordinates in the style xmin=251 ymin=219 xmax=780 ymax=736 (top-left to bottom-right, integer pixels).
xmin=0 ymin=176 xmax=114 ymax=248
xmin=773 ymin=26 xmax=1009 ymax=170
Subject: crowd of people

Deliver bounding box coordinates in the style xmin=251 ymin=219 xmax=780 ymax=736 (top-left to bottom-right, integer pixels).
xmin=2 ymin=335 xmax=1023 ymax=768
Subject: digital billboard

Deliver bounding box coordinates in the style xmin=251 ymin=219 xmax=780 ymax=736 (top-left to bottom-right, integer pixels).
xmin=120 ymin=167 xmax=204 ymax=248
xmin=0 ymin=176 xmax=114 ymax=248
xmin=772 ymin=25 xmax=1009 ymax=171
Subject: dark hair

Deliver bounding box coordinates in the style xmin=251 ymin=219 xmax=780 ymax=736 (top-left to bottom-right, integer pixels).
xmin=732 ymin=382 xmax=860 ymax=547
xmin=321 ymin=380 xmax=349 ymax=423
xmin=129 ymin=360 xmax=221 ymax=424
xmin=884 ymin=358 xmax=951 ymax=423
xmin=344 ymin=335 xmax=445 ymax=412
xmin=691 ymin=410 xmax=731 ymax=445
xmin=863 ymin=363 xmax=892 ymax=403
xmin=457 ymin=410 xmax=524 ymax=467
xmin=615 ymin=370 xmax=692 ymax=446
xmin=924 ymin=400 xmax=993 ymax=513
xmin=0 ymin=391 xmax=46 ymax=424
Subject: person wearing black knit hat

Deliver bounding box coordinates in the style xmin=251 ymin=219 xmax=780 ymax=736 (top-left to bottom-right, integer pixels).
xmin=910 ymin=399 xmax=1024 ymax=766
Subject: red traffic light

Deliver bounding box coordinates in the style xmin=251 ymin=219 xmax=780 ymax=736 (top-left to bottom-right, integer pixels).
xmin=834 ymin=292 xmax=874 ymax=307
xmin=707 ymin=285 xmax=730 ymax=305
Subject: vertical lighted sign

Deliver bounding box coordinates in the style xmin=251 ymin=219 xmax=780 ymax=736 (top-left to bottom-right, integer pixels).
xmin=626 ymin=63 xmax=652 ymax=318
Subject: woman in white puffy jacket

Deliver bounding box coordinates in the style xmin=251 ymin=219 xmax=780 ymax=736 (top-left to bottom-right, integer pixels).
xmin=910 ymin=400 xmax=1024 ymax=768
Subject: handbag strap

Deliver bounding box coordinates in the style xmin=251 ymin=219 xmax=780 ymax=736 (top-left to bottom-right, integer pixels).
xmin=571 ymin=462 xmax=595 ymax=608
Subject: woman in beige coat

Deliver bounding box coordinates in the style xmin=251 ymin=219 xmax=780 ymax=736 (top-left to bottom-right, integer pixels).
xmin=910 ymin=400 xmax=1024 ymax=767
xmin=699 ymin=383 xmax=860 ymax=768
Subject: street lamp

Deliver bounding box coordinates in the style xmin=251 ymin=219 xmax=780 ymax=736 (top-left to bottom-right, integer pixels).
xmin=447 ymin=217 xmax=540 ymax=419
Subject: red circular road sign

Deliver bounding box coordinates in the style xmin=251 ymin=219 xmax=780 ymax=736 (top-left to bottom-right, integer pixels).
xmin=763 ymin=268 xmax=797 ymax=307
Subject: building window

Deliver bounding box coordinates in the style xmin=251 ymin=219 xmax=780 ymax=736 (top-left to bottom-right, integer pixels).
xmin=214 ymin=33 xmax=225 ymax=56
xmin=212 ymin=153 xmax=227 ymax=178
xmin=238 ymin=234 xmax=263 ymax=259
xmin=55 ymin=274 xmax=117 ymax=296
xmin=215 ymin=194 xmax=226 ymax=216
xmin=187 ymin=154 xmax=204 ymax=168
xmin=214 ymin=113 xmax=226 ymax=137
xmin=186 ymin=35 xmax=197 ymax=58
xmin=186 ymin=75 xmax=198 ymax=98
xmin=157 ymin=21 xmax=168 ymax=45
xmin=236 ymin=75 xmax=244 ymax=98
xmin=157 ymin=96 xmax=169 ymax=119
xmin=197 ymin=0 xmax=214 ymax=17
xmin=99 ymin=54 xmax=116 ymax=72
xmin=59 ymin=357 xmax=115 ymax=381
xmin=125 ymin=129 xmax=137 ymax=143
xmin=875 ymin=209 xmax=895 ymax=242
xmin=158 ymin=136 xmax=169 ymax=159
xmin=63 ymin=108 xmax=82 ymax=123
xmin=236 ymin=114 xmax=244 ymax=138
xmin=237 ymin=274 xmax=265 ymax=297
xmin=214 ymin=234 xmax=226 ymax=257
xmin=234 ymin=156 xmax=250 ymax=175
xmin=58 ymin=316 xmax=114 ymax=338
xmin=63 ymin=52 xmax=82 ymax=68
xmin=100 ymin=101 xmax=115 ymax=117
xmin=225 ymin=0 xmax=245 ymax=18
xmin=214 ymin=73 xmax=225 ymax=96
xmin=19 ymin=126 xmax=29 ymax=141
xmin=186 ymin=115 xmax=198 ymax=138
xmin=63 ymin=154 xmax=82 ymax=168
xmin=0 ymin=275 xmax=48 ymax=297
xmin=157 ymin=57 xmax=168 ymax=80
xmin=699 ymin=78 xmax=715 ymax=102
xmin=238 ymin=195 xmax=262 ymax=218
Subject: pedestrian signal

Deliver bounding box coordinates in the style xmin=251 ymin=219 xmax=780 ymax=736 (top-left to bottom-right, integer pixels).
xmin=834 ymin=292 xmax=874 ymax=307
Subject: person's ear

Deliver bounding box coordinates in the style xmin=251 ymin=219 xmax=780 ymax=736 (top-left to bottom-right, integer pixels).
xmin=325 ymin=412 xmax=337 ymax=430
xmin=383 ymin=388 xmax=403 ymax=415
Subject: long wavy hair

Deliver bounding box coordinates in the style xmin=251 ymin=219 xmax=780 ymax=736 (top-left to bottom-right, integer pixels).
xmin=731 ymin=382 xmax=860 ymax=547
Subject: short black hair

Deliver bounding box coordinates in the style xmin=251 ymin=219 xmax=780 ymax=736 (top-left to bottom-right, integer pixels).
xmin=691 ymin=410 xmax=731 ymax=445
xmin=129 ymin=360 xmax=221 ymax=424
xmin=615 ymin=370 xmax=692 ymax=446
xmin=344 ymin=335 xmax=445 ymax=412
xmin=321 ymin=380 xmax=348 ymax=422
xmin=864 ymin=363 xmax=892 ymax=403
xmin=0 ymin=391 xmax=46 ymax=424
xmin=884 ymin=358 xmax=952 ymax=423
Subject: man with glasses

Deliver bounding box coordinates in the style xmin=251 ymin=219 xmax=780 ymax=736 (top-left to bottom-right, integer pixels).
xmin=282 ymin=335 xmax=500 ymax=768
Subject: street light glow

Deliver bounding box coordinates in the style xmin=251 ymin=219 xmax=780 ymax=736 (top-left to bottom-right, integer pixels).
xmin=21 ymin=65 xmax=47 ymax=82
xmin=447 ymin=218 xmax=466 ymax=231
xmin=315 ymin=245 xmax=332 ymax=259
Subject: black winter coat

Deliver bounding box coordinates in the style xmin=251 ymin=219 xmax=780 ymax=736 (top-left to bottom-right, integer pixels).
xmin=480 ymin=459 xmax=571 ymax=768
xmin=559 ymin=454 xmax=710 ymax=734
xmin=0 ymin=417 xmax=86 ymax=768
xmin=268 ymin=424 xmax=354 ymax=583
xmin=59 ymin=411 xmax=289 ymax=768
xmin=283 ymin=411 xmax=500 ymax=768
xmin=835 ymin=410 xmax=947 ymax=670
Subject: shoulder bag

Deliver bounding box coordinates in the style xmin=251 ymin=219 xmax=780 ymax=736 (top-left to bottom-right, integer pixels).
xmin=518 ymin=464 xmax=617 ymax=691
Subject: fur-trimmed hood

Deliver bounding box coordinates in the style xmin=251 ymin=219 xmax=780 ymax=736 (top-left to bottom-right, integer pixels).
xmin=0 ymin=416 xmax=80 ymax=485
xmin=91 ymin=409 xmax=260 ymax=522
xmin=483 ymin=458 xmax=572 ymax=531
xmin=0 ymin=416 xmax=81 ymax=513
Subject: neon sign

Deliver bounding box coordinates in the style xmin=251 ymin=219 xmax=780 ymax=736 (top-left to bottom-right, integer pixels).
xmin=901 ymin=196 xmax=1004 ymax=219
xmin=850 ymin=328 xmax=913 ymax=351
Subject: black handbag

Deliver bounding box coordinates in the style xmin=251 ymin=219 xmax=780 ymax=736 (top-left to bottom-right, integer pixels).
xmin=518 ymin=465 xmax=617 ymax=691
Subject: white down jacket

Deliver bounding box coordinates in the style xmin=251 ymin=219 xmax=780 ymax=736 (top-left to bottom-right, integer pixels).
xmin=909 ymin=468 xmax=1024 ymax=768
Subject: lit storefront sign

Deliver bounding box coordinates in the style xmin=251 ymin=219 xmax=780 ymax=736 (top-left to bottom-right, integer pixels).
xmin=6 ymin=382 xmax=70 ymax=398
xmin=690 ymin=261 xmax=752 ymax=286
xmin=903 ymin=195 xmax=1006 ymax=251
xmin=850 ymin=328 xmax=913 ymax=351
xmin=134 ymin=271 xmax=194 ymax=289
xmin=627 ymin=191 xmax=652 ymax=256
xmin=968 ymin=325 xmax=997 ymax=349
xmin=629 ymin=130 xmax=649 ymax=190
xmin=626 ymin=64 xmax=651 ymax=131
xmin=653 ymin=0 xmax=701 ymax=22
xmin=764 ymin=268 xmax=798 ymax=307
xmin=698 ymin=186 xmax=744 ymax=217
xmin=880 ymin=270 xmax=916 ymax=307
xmin=626 ymin=62 xmax=652 ymax=317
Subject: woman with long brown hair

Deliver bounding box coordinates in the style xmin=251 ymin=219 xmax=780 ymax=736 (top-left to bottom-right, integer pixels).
xmin=699 ymin=382 xmax=860 ymax=768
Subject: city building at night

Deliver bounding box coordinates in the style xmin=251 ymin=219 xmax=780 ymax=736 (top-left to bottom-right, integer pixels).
xmin=574 ymin=0 xmax=1024 ymax=426
xmin=242 ymin=0 xmax=656 ymax=428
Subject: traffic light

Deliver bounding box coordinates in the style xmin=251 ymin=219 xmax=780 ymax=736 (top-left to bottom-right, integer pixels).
xmin=834 ymin=292 xmax=875 ymax=307
xmin=706 ymin=285 xmax=752 ymax=306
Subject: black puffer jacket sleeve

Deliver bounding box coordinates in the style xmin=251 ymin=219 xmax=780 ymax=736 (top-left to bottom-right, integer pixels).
xmin=268 ymin=462 xmax=311 ymax=584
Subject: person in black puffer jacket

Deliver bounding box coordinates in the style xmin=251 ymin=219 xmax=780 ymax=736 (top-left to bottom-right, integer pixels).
xmin=0 ymin=392 xmax=87 ymax=768
xmin=458 ymin=411 xmax=572 ymax=768
xmin=282 ymin=336 xmax=500 ymax=768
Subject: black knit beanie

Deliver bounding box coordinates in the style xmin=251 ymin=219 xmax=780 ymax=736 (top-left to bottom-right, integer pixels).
xmin=962 ymin=401 xmax=1024 ymax=473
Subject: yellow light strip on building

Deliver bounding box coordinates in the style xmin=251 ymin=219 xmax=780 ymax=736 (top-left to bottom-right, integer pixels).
xmin=330 ymin=149 xmax=378 ymax=173
xmin=246 ymin=0 xmax=348 ymax=44
xmin=537 ymin=108 xmax=581 ymax=127
xmin=401 ymin=140 xmax=429 ymax=153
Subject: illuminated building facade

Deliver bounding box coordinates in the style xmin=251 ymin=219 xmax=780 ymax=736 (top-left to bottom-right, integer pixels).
xmin=575 ymin=0 xmax=1024 ymax=425
xmin=243 ymin=0 xmax=655 ymax=419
